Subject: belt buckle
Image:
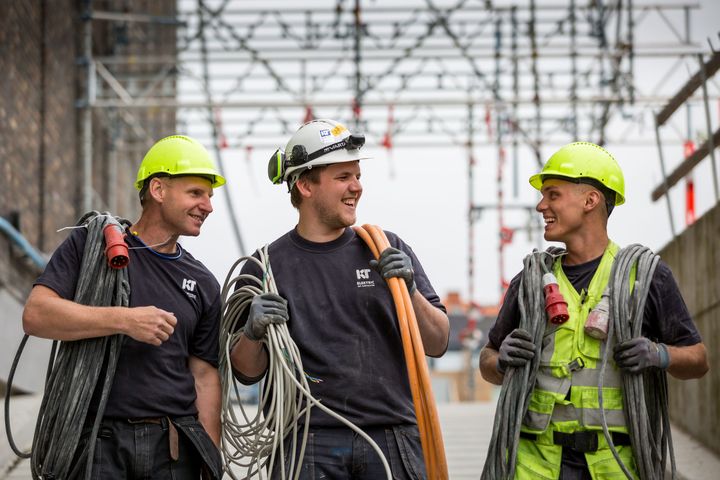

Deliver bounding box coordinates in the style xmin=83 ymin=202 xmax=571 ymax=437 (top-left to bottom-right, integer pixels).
xmin=573 ymin=431 xmax=598 ymax=453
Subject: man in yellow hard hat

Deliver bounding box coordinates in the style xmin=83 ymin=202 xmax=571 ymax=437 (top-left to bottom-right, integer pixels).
xmin=23 ymin=135 xmax=224 ymax=478
xmin=229 ymin=119 xmax=450 ymax=479
xmin=479 ymin=142 xmax=709 ymax=479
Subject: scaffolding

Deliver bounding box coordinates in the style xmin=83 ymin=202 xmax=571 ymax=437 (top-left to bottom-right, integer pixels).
xmin=81 ymin=0 xmax=718 ymax=302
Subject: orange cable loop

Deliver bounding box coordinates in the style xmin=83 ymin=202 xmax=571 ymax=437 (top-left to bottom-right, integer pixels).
xmin=353 ymin=225 xmax=449 ymax=480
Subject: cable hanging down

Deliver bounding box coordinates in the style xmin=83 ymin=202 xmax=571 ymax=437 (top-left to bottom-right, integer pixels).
xmin=28 ymin=212 xmax=130 ymax=480
xmin=218 ymin=245 xmax=391 ymax=480
xmin=481 ymin=249 xmax=555 ymax=480
xmin=600 ymin=244 xmax=675 ymax=480
xmin=353 ymin=224 xmax=448 ymax=480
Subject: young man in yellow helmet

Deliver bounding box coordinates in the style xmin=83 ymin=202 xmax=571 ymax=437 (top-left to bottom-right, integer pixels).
xmin=229 ymin=119 xmax=450 ymax=479
xmin=23 ymin=135 xmax=224 ymax=478
xmin=479 ymin=142 xmax=709 ymax=479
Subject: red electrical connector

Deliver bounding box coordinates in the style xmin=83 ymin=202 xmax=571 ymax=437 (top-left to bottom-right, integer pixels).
xmin=542 ymin=272 xmax=569 ymax=324
xmin=103 ymin=224 xmax=129 ymax=269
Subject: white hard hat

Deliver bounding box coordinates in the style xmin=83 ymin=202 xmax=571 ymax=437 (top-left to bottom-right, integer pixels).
xmin=267 ymin=119 xmax=372 ymax=188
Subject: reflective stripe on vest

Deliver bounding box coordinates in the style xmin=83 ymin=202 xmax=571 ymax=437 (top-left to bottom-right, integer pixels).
xmin=522 ymin=241 xmax=630 ymax=435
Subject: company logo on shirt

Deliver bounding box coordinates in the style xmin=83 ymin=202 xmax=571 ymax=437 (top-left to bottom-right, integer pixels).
xmin=182 ymin=278 xmax=197 ymax=298
xmin=356 ymin=268 xmax=374 ymax=288
xmin=356 ymin=269 xmax=371 ymax=280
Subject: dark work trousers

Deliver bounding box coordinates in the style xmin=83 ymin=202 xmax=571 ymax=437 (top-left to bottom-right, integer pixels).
xmin=560 ymin=463 xmax=593 ymax=480
xmin=87 ymin=416 xmax=220 ymax=479
xmin=560 ymin=449 xmax=593 ymax=480
xmin=270 ymin=424 xmax=427 ymax=480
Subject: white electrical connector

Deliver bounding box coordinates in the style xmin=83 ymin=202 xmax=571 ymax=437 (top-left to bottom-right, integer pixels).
xmin=585 ymin=287 xmax=610 ymax=340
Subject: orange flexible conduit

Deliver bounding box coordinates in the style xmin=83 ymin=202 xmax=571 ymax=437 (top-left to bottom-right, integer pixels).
xmin=353 ymin=224 xmax=448 ymax=480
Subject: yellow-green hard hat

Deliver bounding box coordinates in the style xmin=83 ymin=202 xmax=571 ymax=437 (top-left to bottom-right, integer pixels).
xmin=529 ymin=142 xmax=625 ymax=205
xmin=135 ymin=135 xmax=226 ymax=190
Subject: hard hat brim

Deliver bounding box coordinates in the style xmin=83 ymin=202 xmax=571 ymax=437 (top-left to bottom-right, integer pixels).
xmin=284 ymin=149 xmax=372 ymax=180
xmin=528 ymin=171 xmax=625 ymax=205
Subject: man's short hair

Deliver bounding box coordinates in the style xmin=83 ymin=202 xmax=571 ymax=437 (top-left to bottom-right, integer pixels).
xmin=290 ymin=166 xmax=325 ymax=208
xmin=542 ymin=174 xmax=616 ymax=216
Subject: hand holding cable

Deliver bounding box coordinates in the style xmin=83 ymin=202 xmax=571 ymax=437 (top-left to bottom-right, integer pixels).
xmin=244 ymin=293 xmax=289 ymax=342
xmin=497 ymin=328 xmax=536 ymax=374
xmin=370 ymin=247 xmax=416 ymax=294
xmin=613 ymin=337 xmax=670 ymax=373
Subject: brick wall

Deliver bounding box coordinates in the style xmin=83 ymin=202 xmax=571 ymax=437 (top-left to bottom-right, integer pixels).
xmin=0 ymin=0 xmax=177 ymax=300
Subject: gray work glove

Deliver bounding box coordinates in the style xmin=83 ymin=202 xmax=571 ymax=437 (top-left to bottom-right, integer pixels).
xmin=614 ymin=337 xmax=670 ymax=373
xmin=369 ymin=247 xmax=416 ymax=294
xmin=244 ymin=293 xmax=289 ymax=342
xmin=497 ymin=328 xmax=536 ymax=374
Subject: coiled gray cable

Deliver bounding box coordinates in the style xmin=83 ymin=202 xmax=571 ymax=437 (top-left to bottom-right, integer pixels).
xmin=30 ymin=212 xmax=129 ymax=480
xmin=598 ymin=244 xmax=675 ymax=480
xmin=481 ymin=249 xmax=556 ymax=480
xmin=219 ymin=246 xmax=391 ymax=480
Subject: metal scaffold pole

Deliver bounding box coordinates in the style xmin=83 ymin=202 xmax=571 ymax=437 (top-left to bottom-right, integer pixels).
xmin=197 ymin=0 xmax=246 ymax=256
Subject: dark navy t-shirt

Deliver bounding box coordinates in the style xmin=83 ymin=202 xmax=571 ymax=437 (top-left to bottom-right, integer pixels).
xmin=239 ymin=227 xmax=446 ymax=428
xmin=35 ymin=227 xmax=221 ymax=419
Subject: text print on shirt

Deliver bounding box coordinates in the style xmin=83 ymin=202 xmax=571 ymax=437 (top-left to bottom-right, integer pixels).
xmin=356 ymin=268 xmax=375 ymax=288
xmin=182 ymin=278 xmax=197 ymax=298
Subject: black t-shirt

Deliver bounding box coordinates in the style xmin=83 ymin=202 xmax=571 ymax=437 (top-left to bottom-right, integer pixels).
xmin=35 ymin=227 xmax=221 ymax=418
xmin=487 ymin=255 xmax=702 ymax=350
xmin=238 ymin=227 xmax=446 ymax=428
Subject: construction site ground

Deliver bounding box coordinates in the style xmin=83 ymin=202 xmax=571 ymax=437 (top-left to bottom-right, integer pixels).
xmin=2 ymin=394 xmax=719 ymax=479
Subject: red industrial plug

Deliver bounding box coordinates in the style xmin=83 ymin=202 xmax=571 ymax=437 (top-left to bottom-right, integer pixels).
xmin=542 ymin=272 xmax=569 ymax=324
xmin=103 ymin=224 xmax=129 ymax=269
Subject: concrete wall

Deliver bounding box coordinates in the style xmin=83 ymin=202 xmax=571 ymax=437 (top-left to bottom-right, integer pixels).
xmin=0 ymin=0 xmax=177 ymax=393
xmin=660 ymin=202 xmax=720 ymax=456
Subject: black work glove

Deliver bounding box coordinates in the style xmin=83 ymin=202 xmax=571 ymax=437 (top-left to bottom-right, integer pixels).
xmin=497 ymin=328 xmax=536 ymax=374
xmin=370 ymin=247 xmax=416 ymax=294
xmin=614 ymin=337 xmax=670 ymax=373
xmin=244 ymin=293 xmax=289 ymax=342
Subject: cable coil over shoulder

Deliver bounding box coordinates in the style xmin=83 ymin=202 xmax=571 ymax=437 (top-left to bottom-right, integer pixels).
xmin=482 ymin=249 xmax=556 ymax=480
xmin=21 ymin=212 xmax=131 ymax=480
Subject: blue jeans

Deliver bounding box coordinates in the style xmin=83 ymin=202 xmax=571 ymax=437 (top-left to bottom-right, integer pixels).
xmin=271 ymin=424 xmax=427 ymax=480
xmin=86 ymin=417 xmax=221 ymax=480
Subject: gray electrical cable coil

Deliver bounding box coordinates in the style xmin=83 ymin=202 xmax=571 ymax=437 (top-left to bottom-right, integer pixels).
xmin=30 ymin=212 xmax=129 ymax=480
xmin=218 ymin=246 xmax=391 ymax=479
xmin=599 ymin=244 xmax=675 ymax=480
xmin=481 ymin=249 xmax=555 ymax=480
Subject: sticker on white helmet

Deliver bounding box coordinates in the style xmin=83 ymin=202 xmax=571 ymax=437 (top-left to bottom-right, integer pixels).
xmin=319 ymin=129 xmax=334 ymax=144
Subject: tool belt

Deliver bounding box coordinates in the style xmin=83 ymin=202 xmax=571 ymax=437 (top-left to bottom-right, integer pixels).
xmin=520 ymin=430 xmax=632 ymax=453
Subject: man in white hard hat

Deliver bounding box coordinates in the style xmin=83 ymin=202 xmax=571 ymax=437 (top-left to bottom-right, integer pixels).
xmin=230 ymin=119 xmax=450 ymax=479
